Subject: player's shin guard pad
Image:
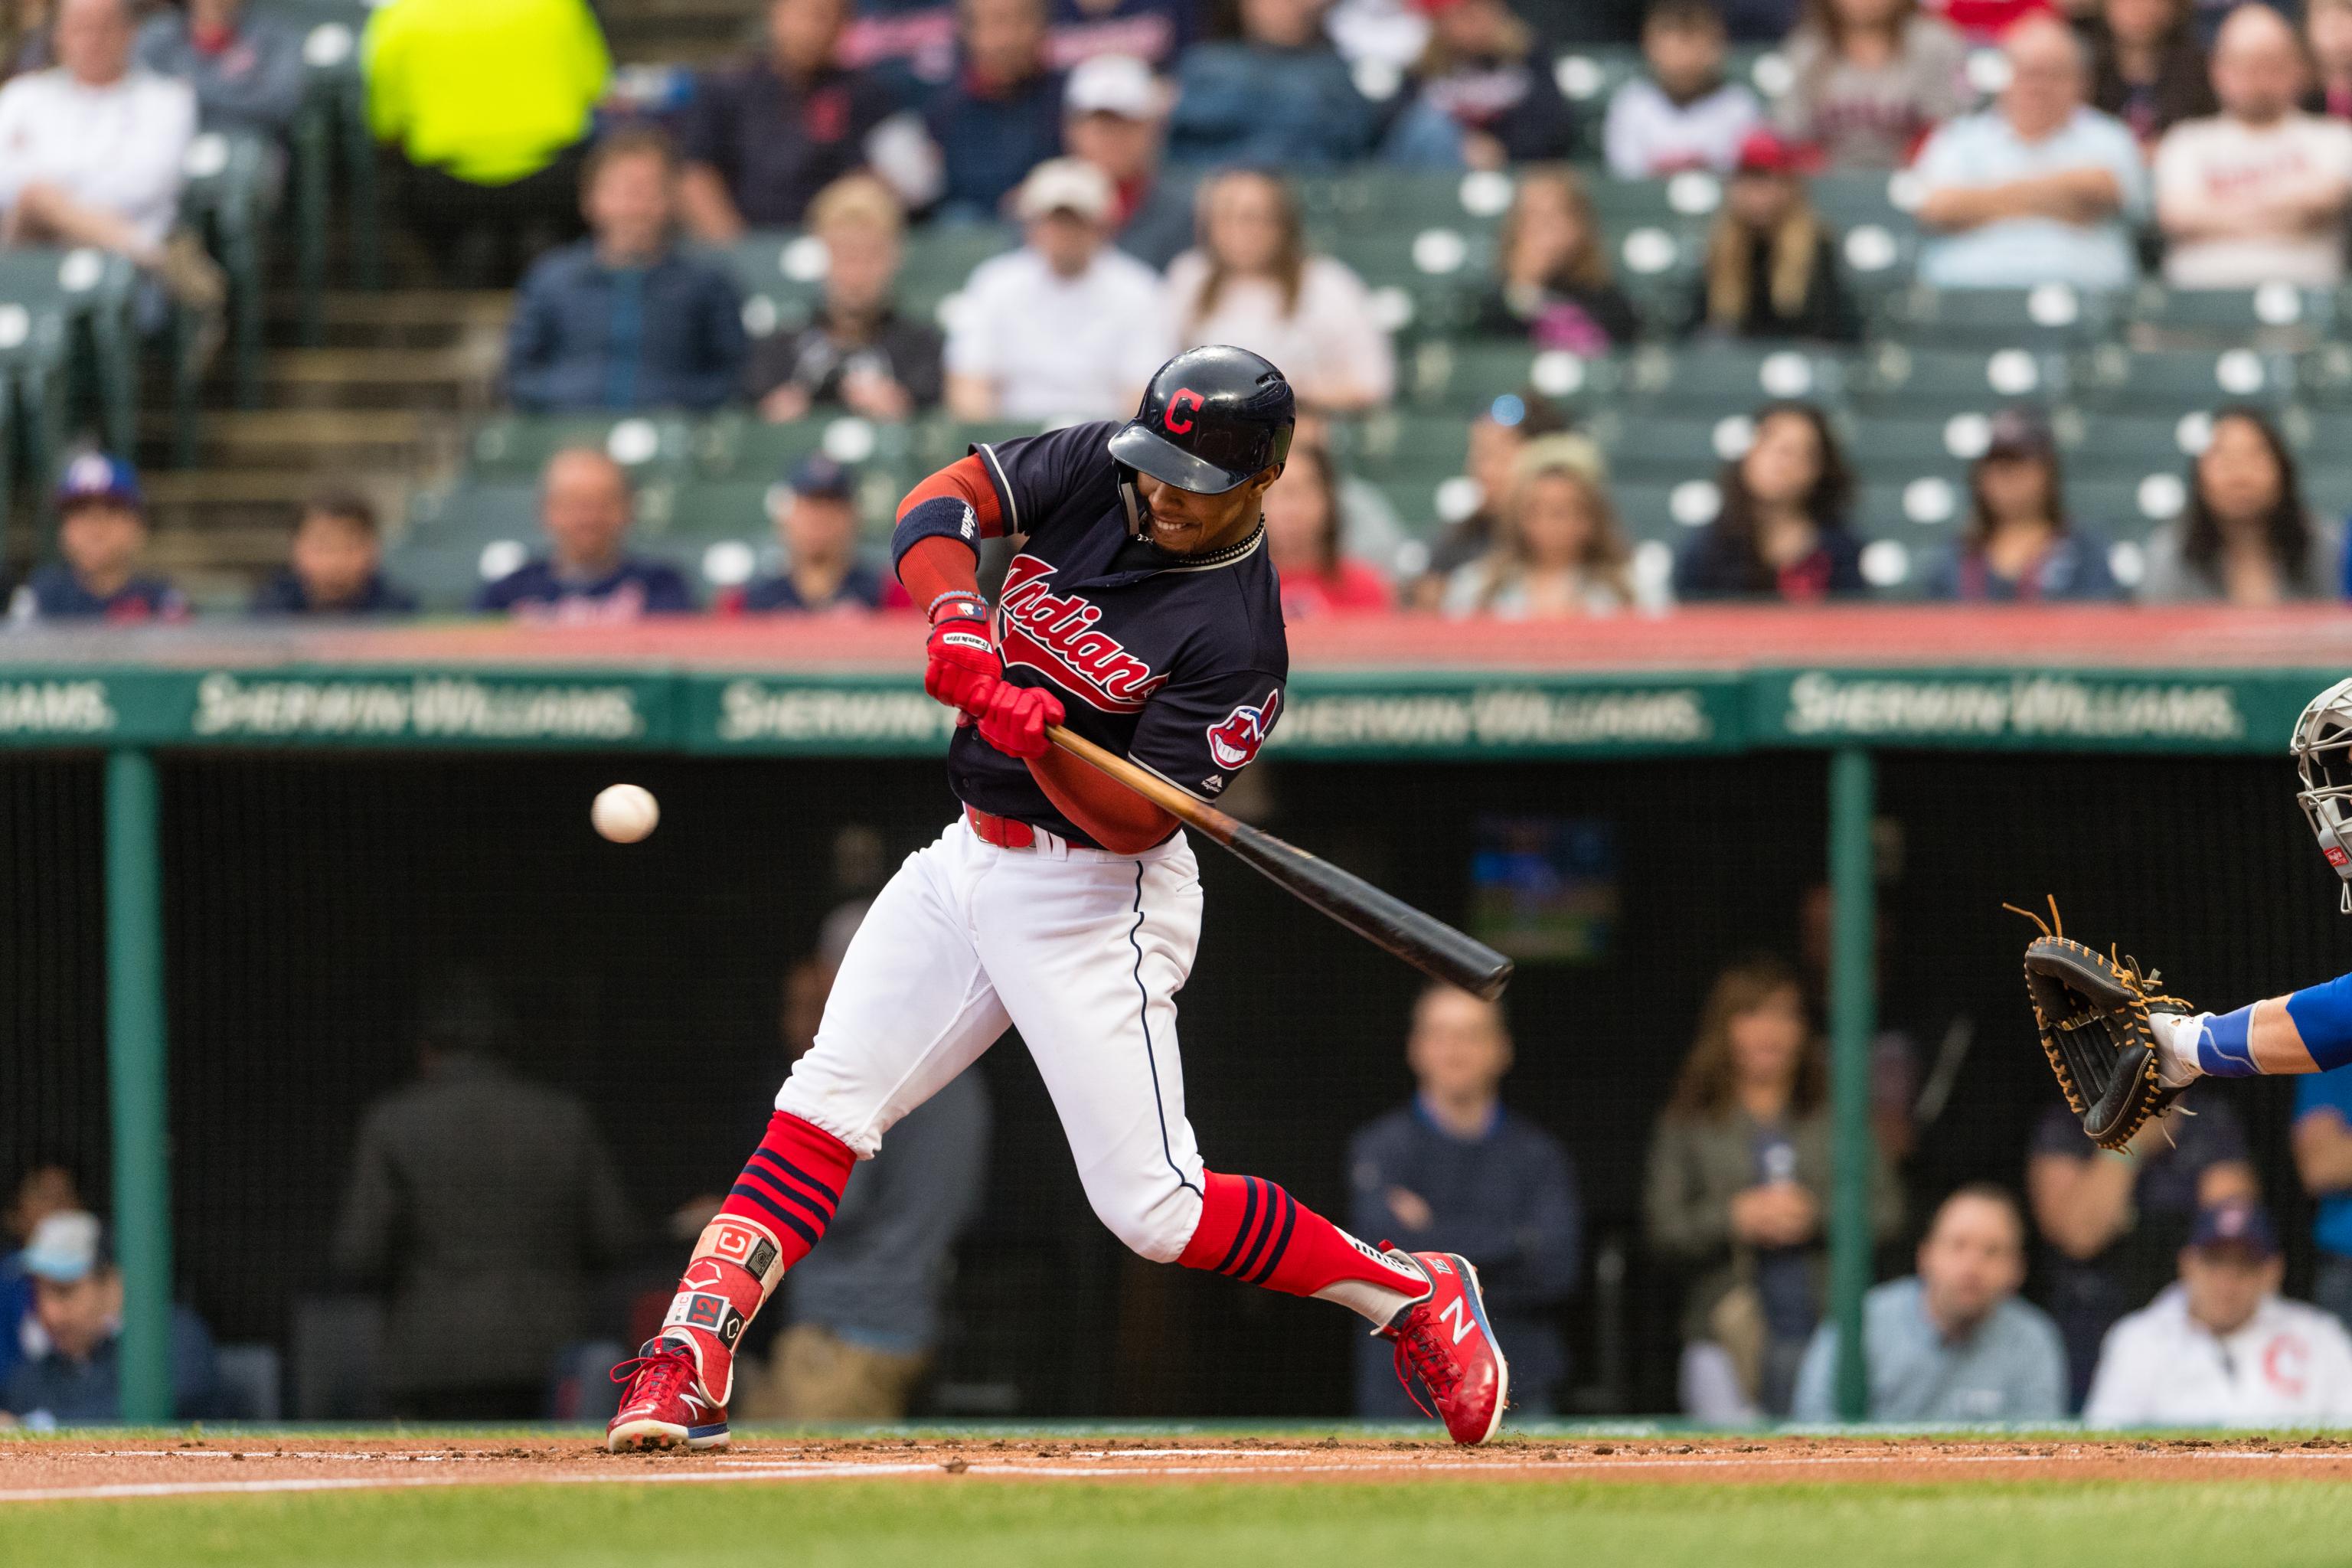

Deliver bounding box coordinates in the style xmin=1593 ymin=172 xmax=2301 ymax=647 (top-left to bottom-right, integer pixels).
xmin=1177 ymin=1171 xmax=1429 ymax=1322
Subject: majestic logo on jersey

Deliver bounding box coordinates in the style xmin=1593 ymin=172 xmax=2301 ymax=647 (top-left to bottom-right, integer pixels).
xmin=996 ymin=554 xmax=1166 ymax=711
xmin=1206 ymin=688 xmax=1281 ymax=769
xmin=1165 ymin=387 xmax=1204 ymax=434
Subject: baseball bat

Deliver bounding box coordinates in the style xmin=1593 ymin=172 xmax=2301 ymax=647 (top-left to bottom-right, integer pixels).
xmin=1044 ymin=725 xmax=1514 ymax=1001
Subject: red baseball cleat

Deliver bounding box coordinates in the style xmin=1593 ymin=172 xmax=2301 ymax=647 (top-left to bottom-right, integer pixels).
xmin=1380 ymin=1250 xmax=1509 ymax=1445
xmin=606 ymin=1336 xmax=730 ymax=1452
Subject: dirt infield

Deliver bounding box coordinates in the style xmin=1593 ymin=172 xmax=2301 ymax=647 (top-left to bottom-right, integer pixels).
xmin=8 ymin=1433 xmax=2352 ymax=1504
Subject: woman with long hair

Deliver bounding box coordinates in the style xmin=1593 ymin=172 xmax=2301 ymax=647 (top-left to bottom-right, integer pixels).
xmin=1920 ymin=408 xmax=2121 ymax=600
xmin=1773 ymin=0 xmax=1969 ymax=168
xmin=1441 ymin=439 xmax=1653 ymax=616
xmin=1674 ymin=402 xmax=1867 ymax=601
xmin=1646 ymin=956 xmax=1900 ymax=1421
xmin=1264 ymin=442 xmax=1394 ymax=616
xmin=1474 ymin=166 xmax=1642 ymax=354
xmin=1165 ymin=168 xmax=1394 ymax=412
xmin=2141 ymin=407 xmax=2344 ymax=603
xmin=1687 ymin=131 xmax=1862 ymax=341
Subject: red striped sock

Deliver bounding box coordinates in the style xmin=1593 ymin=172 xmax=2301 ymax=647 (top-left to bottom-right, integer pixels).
xmin=1177 ymin=1171 xmax=1426 ymax=1300
xmin=721 ymin=1110 xmax=854 ymax=1269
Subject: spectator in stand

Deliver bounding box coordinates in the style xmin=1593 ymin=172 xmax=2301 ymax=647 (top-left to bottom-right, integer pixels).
xmin=8 ymin=455 xmax=187 ymax=624
xmin=1674 ymin=403 xmax=1866 ymax=602
xmin=1406 ymin=0 xmax=1577 ymax=168
xmin=1603 ymin=0 xmax=1762 ymax=177
xmin=0 ymin=1164 xmax=80 ymax=1395
xmin=1167 ymin=169 xmax=1393 ymax=413
xmin=2 ymin=1212 xmax=218 ymax=1424
xmin=2142 ymin=407 xmax=2342 ymax=603
xmin=1911 ymin=13 xmax=2148 ymax=291
xmin=2295 ymin=1065 xmax=2352 ymax=1334
xmin=1416 ymin=390 xmax=1577 ymax=591
xmin=1919 ymin=407 xmax=2120 ymax=600
xmin=681 ymin=0 xmax=906 ymax=240
xmin=2083 ymin=0 xmax=2214 ymax=146
xmin=1350 ymin=985 xmax=1580 ymax=1416
xmin=722 ymin=456 xmax=910 ymax=614
xmin=249 ymin=490 xmax=419 ymax=616
xmin=1265 ymin=442 xmax=1394 ymax=616
xmin=2 ymin=0 xmax=54 ymax=77
xmin=926 ymin=0 xmax=1064 ymax=217
xmin=135 ymin=0 xmax=303 ymax=139
xmin=750 ymin=176 xmax=944 ymax=423
xmin=1474 ymin=166 xmax=1641 ymax=353
xmin=2310 ymin=0 xmax=2352 ymax=122
xmin=1048 ymin=0 xmax=1198 ymax=72
xmin=944 ymin=157 xmax=1171 ymax=419
xmin=1926 ymin=0 xmax=2053 ymax=43
xmin=332 ymin=972 xmax=637 ymax=1419
xmin=2155 ymin=5 xmax=2352 ymax=291
xmin=474 ymin=449 xmax=697 ymax=621
xmin=1773 ymin=0 xmax=1970 ymax=168
xmin=0 ymin=0 xmax=219 ymax=309
xmin=1061 ymin=54 xmax=1191 ymax=268
xmin=364 ymin=0 xmax=609 ymax=289
xmin=1792 ymin=1185 xmax=2066 ymax=1422
xmin=2083 ymin=1200 xmax=2352 ymax=1426
xmin=1684 ymin=130 xmax=1863 ymax=342
xmin=1646 ymin=955 xmax=1902 ymax=1421
xmin=1442 ymin=438 xmax=1655 ymax=616
xmin=2027 ymin=1086 xmax=2255 ymax=1406
xmin=1166 ymin=0 xmax=1382 ymax=168
xmin=505 ymin=128 xmax=749 ymax=415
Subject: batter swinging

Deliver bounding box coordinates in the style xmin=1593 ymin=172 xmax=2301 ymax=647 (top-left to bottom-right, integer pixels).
xmin=608 ymin=346 xmax=1508 ymax=1450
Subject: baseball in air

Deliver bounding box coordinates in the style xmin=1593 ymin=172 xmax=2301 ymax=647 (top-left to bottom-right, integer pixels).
xmin=591 ymin=783 xmax=659 ymax=844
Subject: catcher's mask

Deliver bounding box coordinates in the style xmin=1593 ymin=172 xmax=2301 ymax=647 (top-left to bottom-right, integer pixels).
xmin=2292 ymin=676 xmax=2352 ymax=911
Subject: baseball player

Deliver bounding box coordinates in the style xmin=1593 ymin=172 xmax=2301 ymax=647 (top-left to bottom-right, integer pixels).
xmin=608 ymin=346 xmax=1508 ymax=1452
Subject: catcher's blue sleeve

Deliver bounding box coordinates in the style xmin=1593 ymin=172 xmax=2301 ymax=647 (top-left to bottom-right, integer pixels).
xmin=2192 ymin=970 xmax=2352 ymax=1076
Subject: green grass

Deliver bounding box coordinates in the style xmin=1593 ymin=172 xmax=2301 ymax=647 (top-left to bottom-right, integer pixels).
xmin=8 ymin=1478 xmax=2352 ymax=1568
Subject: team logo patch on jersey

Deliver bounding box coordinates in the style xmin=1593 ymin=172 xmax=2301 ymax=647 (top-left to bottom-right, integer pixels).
xmin=996 ymin=554 xmax=1166 ymax=711
xmin=1206 ymin=688 xmax=1282 ymax=770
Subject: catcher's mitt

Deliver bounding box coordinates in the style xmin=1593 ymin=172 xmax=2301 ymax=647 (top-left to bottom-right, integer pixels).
xmin=2006 ymin=897 xmax=2194 ymax=1151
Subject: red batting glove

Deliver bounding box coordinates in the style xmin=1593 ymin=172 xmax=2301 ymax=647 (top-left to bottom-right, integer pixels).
xmin=923 ymin=595 xmax=999 ymax=716
xmin=977 ymin=682 xmax=1064 ymax=760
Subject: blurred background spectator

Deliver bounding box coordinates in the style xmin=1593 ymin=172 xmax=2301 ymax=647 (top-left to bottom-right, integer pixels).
xmin=364 ymin=0 xmax=608 ymax=289
xmin=2082 ymin=1200 xmax=2352 ymax=1426
xmin=1646 ymin=955 xmax=1900 ymax=1422
xmin=1673 ymin=403 xmax=1864 ymax=602
xmin=944 ymin=156 xmax=1170 ymax=418
xmin=505 ymin=127 xmax=748 ymax=414
xmin=1441 ymin=436 xmax=1653 ymax=616
xmin=1792 ymin=1184 xmax=2065 ymax=1421
xmin=749 ymin=175 xmax=944 ymax=423
xmin=1684 ymin=131 xmax=1861 ymax=341
xmin=2154 ymin=5 xmax=2352 ymax=291
xmin=2082 ymin=0 xmax=2214 ymax=146
xmin=1911 ymin=13 xmax=2147 ymax=290
xmin=1060 ymin=53 xmax=1191 ymax=267
xmin=134 ymin=0 xmax=302 ymax=141
xmin=1407 ymin=0 xmax=1577 ymax=168
xmin=330 ymin=972 xmax=636 ymax=1420
xmin=1167 ymin=168 xmax=1395 ymax=413
xmin=0 ymin=1164 xmax=80 ymax=1395
xmin=1919 ymin=407 xmax=2120 ymax=601
xmin=1348 ymin=985 xmax=1579 ymax=1417
xmin=1603 ymin=0 xmax=1761 ymax=177
xmin=2140 ymin=407 xmax=2341 ymax=604
xmin=2027 ymin=1088 xmax=2255 ymax=1406
xmin=720 ymin=456 xmax=909 ymax=614
xmin=248 ymin=490 xmax=418 ymax=616
xmin=1773 ymin=0 xmax=1968 ymax=169
xmin=1048 ymin=0 xmax=1197 ymax=72
xmin=1475 ymin=166 xmax=1640 ymax=351
xmin=8 ymin=454 xmax=186 ymax=623
xmin=926 ymin=0 xmax=1065 ymax=217
xmin=2 ymin=1211 xmax=217 ymax=1425
xmin=1413 ymin=392 xmax=1578 ymax=593
xmin=473 ymin=448 xmax=697 ymax=620
xmin=1265 ymin=441 xmax=1394 ymax=615
xmin=2295 ymin=1065 xmax=2352 ymax=1334
xmin=2310 ymin=0 xmax=2352 ymax=120
xmin=1166 ymin=0 xmax=1381 ymax=168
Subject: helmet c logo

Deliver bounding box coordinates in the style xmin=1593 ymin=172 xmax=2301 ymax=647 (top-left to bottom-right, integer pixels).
xmin=1165 ymin=388 xmax=1203 ymax=435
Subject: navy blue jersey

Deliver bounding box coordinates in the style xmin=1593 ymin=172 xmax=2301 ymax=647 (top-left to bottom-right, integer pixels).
xmin=16 ymin=563 xmax=188 ymax=622
xmin=472 ymin=556 xmax=698 ymax=620
xmin=956 ymin=420 xmax=1287 ymax=848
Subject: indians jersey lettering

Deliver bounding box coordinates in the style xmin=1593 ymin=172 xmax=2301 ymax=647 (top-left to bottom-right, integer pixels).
xmin=951 ymin=421 xmax=1289 ymax=846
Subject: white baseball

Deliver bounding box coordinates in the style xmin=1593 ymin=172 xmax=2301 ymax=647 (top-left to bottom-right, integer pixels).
xmin=591 ymin=783 xmax=659 ymax=844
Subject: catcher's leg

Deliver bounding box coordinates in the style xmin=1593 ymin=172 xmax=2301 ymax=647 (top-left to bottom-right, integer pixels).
xmin=609 ymin=822 xmax=1012 ymax=1452
xmin=2154 ymin=969 xmax=2352 ymax=1082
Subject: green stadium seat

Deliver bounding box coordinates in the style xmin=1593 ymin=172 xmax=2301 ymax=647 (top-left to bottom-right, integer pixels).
xmin=1549 ymin=47 xmax=1645 ymax=121
xmin=1836 ymin=413 xmax=1977 ymax=482
xmin=2072 ymin=345 xmax=2294 ymax=410
xmin=394 ymin=480 xmax=542 ymax=610
xmin=642 ymin=477 xmax=774 ymax=547
xmin=1585 ymin=409 xmax=1748 ymax=479
xmin=719 ymin=233 xmax=828 ymax=341
xmin=1588 ymin=174 xmax=1726 ymax=232
xmin=2125 ymin=283 xmax=2337 ymax=345
xmin=691 ymin=412 xmax=910 ymax=482
xmin=1808 ymin=172 xmax=1914 ymax=237
xmin=1611 ymin=477 xmax=1723 ymax=542
xmin=0 ymin=247 xmax=139 ymax=481
xmin=1407 ymin=340 xmax=1625 ymax=413
xmin=178 ymin=129 xmax=275 ymax=413
xmin=1851 ymin=343 xmax=2066 ymax=415
xmin=2056 ymin=410 xmax=2200 ymax=479
xmin=1872 ymin=285 xmax=2118 ymax=349
xmin=2066 ymin=473 xmax=2188 ymax=539
xmin=1295 ymin=170 xmax=1516 ymax=240
xmin=1853 ymin=475 xmax=1968 ymax=539
xmin=465 ymin=413 xmax=697 ymax=480
xmin=899 ymin=222 xmax=1019 ymax=322
xmin=1621 ymin=343 xmax=1851 ymax=413
xmin=912 ymin=416 xmax=1061 ymax=470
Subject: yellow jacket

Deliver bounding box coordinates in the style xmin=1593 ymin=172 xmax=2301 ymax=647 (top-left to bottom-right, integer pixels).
xmin=364 ymin=0 xmax=610 ymax=185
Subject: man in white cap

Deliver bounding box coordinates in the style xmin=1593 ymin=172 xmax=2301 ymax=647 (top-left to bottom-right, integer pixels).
xmin=2 ymin=1211 xmax=218 ymax=1426
xmin=942 ymin=154 xmax=1173 ymax=420
xmin=1062 ymin=53 xmax=1191 ymax=269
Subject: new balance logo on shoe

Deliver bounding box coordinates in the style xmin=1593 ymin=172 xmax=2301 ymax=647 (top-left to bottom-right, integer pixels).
xmin=1438 ymin=1295 xmax=1478 ymax=1346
